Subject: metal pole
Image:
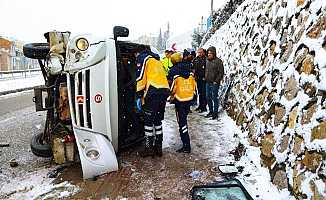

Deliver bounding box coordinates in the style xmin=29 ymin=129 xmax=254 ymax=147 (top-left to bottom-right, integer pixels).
xmin=211 ymin=0 xmax=213 ymax=18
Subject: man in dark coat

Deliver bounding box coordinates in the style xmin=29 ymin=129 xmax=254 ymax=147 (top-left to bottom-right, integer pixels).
xmin=193 ymin=48 xmax=207 ymax=112
xmin=168 ymin=52 xmax=197 ymax=153
xmin=205 ymin=46 xmax=224 ymax=120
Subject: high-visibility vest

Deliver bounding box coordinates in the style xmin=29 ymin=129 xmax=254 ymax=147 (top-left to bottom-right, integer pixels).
xmin=161 ymin=57 xmax=173 ymax=76
xmin=170 ymin=73 xmax=197 ymax=102
xmin=136 ymin=55 xmax=169 ymax=97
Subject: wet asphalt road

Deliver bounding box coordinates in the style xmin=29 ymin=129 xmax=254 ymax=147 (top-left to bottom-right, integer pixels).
xmin=0 ymin=90 xmax=50 ymax=190
xmin=0 ymin=90 xmax=34 ymax=116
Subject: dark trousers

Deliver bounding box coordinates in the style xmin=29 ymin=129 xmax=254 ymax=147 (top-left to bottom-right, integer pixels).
xmin=206 ymin=82 xmax=220 ymax=114
xmin=175 ymin=101 xmax=191 ymax=149
xmin=197 ymin=79 xmax=207 ymax=110
xmin=143 ymin=93 xmax=167 ymax=137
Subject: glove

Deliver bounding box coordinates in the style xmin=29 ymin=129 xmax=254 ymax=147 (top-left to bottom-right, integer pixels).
xmin=136 ymin=98 xmax=142 ymax=112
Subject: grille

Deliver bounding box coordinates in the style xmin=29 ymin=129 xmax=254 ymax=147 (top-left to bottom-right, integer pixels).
xmin=70 ymin=69 xmax=92 ymax=129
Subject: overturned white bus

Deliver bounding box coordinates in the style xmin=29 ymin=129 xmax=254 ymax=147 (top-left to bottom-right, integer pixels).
xmin=23 ymin=26 xmax=153 ymax=179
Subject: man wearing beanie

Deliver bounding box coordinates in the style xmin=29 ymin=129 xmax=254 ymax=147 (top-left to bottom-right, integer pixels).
xmin=205 ymin=46 xmax=224 ymax=120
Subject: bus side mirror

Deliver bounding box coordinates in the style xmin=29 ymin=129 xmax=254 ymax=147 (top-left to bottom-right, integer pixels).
xmin=113 ymin=26 xmax=129 ymax=40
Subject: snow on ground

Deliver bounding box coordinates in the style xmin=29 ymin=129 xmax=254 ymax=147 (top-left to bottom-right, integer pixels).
xmin=0 ymin=75 xmax=44 ymax=93
xmin=163 ymin=105 xmax=295 ymax=200
xmin=0 ymin=167 xmax=80 ymax=199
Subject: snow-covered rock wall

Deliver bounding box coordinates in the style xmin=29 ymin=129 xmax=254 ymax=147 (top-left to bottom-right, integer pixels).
xmin=203 ymin=0 xmax=326 ymax=199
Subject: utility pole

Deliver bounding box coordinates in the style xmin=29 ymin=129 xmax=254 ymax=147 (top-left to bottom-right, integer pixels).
xmin=199 ymin=16 xmax=205 ymax=32
xmin=211 ymin=0 xmax=214 ymax=18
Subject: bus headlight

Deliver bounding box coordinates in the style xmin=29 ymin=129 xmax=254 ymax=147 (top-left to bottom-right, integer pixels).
xmin=76 ymin=38 xmax=89 ymax=51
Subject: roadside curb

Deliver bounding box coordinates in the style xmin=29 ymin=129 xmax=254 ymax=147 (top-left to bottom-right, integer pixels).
xmin=0 ymin=86 xmax=38 ymax=96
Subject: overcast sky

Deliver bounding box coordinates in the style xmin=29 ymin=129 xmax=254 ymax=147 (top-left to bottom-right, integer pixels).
xmin=0 ymin=0 xmax=227 ymax=43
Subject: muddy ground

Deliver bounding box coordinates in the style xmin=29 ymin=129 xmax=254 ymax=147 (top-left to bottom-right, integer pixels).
xmin=58 ymin=105 xmax=236 ymax=200
xmin=0 ymin=92 xmax=237 ymax=200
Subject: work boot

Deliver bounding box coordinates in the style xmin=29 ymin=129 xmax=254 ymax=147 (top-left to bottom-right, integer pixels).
xmin=178 ymin=130 xmax=191 ymax=153
xmin=176 ymin=146 xmax=191 ymax=153
xmin=183 ymin=145 xmax=191 ymax=153
xmin=211 ymin=112 xmax=218 ymax=120
xmin=154 ymin=134 xmax=163 ymax=157
xmin=140 ymin=136 xmax=154 ymax=157
xmin=205 ymin=112 xmax=213 ymax=118
xmin=199 ymin=108 xmax=207 ymax=113
xmin=176 ymin=146 xmax=184 ymax=153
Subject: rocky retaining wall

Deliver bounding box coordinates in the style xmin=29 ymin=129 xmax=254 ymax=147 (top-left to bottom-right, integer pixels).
xmin=204 ymin=0 xmax=326 ymax=199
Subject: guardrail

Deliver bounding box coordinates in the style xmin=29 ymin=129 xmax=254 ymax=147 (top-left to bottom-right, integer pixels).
xmin=0 ymin=69 xmax=41 ymax=79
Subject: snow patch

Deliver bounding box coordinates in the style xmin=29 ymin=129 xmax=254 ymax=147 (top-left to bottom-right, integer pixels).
xmin=0 ymin=75 xmax=44 ymax=93
xmin=0 ymin=168 xmax=79 ymax=199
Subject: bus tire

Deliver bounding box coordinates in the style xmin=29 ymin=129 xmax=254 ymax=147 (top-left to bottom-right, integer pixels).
xmin=23 ymin=43 xmax=50 ymax=59
xmin=30 ymin=133 xmax=52 ymax=157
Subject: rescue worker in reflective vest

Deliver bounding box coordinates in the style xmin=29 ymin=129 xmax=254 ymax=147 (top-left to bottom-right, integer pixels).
xmin=168 ymin=52 xmax=197 ymax=153
xmin=135 ymin=46 xmax=169 ymax=157
xmin=161 ymin=50 xmax=173 ymax=76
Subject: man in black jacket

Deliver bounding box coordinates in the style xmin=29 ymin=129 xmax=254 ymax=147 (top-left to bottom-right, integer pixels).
xmin=193 ymin=48 xmax=207 ymax=112
xmin=168 ymin=52 xmax=197 ymax=153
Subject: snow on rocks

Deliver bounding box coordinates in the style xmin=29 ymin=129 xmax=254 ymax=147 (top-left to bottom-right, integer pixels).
xmin=203 ymin=0 xmax=326 ymax=199
xmin=216 ymin=115 xmax=295 ymax=199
